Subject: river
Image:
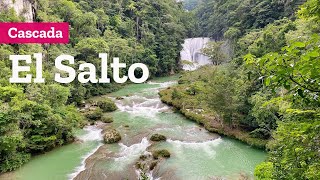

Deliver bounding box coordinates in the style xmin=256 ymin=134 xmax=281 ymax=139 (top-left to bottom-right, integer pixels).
xmin=8 ymin=75 xmax=266 ymax=180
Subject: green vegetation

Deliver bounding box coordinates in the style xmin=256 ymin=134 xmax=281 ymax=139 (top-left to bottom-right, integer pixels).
xmin=97 ymin=98 xmax=118 ymax=112
xmin=194 ymin=0 xmax=305 ymax=40
xmin=85 ymin=108 xmax=103 ymax=121
xmin=101 ymin=115 xmax=114 ymax=123
xmin=159 ymin=66 xmax=268 ymax=148
xmin=0 ymin=83 xmax=83 ymax=172
xmin=159 ymin=0 xmax=319 ymax=178
xmin=0 ymin=0 xmax=189 ymax=173
xmin=1 ymin=0 xmax=319 ymax=178
xmin=201 ymin=41 xmax=229 ymax=65
xmin=102 ymin=127 xmax=121 ymax=144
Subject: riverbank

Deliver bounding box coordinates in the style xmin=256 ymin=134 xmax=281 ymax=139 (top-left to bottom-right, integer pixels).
xmin=159 ymin=87 xmax=268 ymax=149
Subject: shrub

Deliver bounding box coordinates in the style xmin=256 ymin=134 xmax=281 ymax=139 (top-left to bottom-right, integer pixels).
xmin=97 ymin=98 xmax=117 ymax=112
xmin=250 ymin=128 xmax=270 ymax=139
xmin=254 ymin=162 xmax=274 ymax=180
xmin=101 ymin=115 xmax=113 ymax=123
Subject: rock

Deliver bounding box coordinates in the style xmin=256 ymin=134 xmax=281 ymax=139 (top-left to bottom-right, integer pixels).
xmin=152 ymin=149 xmax=171 ymax=159
xmin=103 ymin=128 xmax=121 ymax=144
xmin=86 ymin=108 xmax=103 ymax=120
xmin=149 ymin=161 xmax=158 ymax=170
xmin=97 ymin=98 xmax=117 ymax=112
xmin=74 ymin=138 xmax=84 ymax=144
xmin=135 ymin=154 xmax=159 ymax=172
xmin=116 ymin=96 xmax=124 ymax=100
xmin=139 ymin=155 xmax=148 ymax=161
xmin=150 ymin=134 xmax=167 ymax=141
xmin=101 ymin=115 xmax=113 ymax=123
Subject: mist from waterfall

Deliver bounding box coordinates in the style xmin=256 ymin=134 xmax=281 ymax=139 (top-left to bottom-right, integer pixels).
xmin=180 ymin=38 xmax=212 ymax=71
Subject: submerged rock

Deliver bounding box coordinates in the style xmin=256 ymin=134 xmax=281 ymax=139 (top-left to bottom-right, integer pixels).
xmin=116 ymin=96 xmax=124 ymax=100
xmin=150 ymin=134 xmax=167 ymax=142
xmin=103 ymin=128 xmax=121 ymax=144
xmin=152 ymin=149 xmax=171 ymax=159
xmin=74 ymin=138 xmax=84 ymax=144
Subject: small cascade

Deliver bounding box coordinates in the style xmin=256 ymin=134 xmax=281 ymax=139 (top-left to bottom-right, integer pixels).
xmin=116 ymin=95 xmax=170 ymax=117
xmin=147 ymin=81 xmax=177 ymax=88
xmin=78 ymin=126 xmax=103 ymax=141
xmin=69 ymin=126 xmax=104 ymax=180
xmin=114 ymin=137 xmax=150 ymax=164
xmin=167 ymin=138 xmax=223 ymax=156
xmin=180 ymin=37 xmax=212 ymax=70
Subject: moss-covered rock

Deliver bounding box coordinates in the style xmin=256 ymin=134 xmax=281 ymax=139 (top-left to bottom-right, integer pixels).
xmin=149 ymin=161 xmax=158 ymax=170
xmin=103 ymin=128 xmax=121 ymax=144
xmin=116 ymin=96 xmax=124 ymax=100
xmin=150 ymin=134 xmax=167 ymax=141
xmin=152 ymin=149 xmax=171 ymax=159
xmin=86 ymin=108 xmax=103 ymax=120
xmin=101 ymin=115 xmax=113 ymax=123
xmin=97 ymin=98 xmax=117 ymax=112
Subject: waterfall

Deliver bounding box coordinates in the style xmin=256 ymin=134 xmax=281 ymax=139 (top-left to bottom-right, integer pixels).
xmin=1 ymin=0 xmax=33 ymax=22
xmin=180 ymin=38 xmax=212 ymax=71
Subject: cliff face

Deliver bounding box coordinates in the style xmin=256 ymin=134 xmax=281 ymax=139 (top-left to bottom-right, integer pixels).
xmin=1 ymin=0 xmax=34 ymax=22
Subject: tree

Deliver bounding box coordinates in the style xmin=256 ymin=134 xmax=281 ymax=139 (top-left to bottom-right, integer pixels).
xmin=201 ymin=41 xmax=227 ymax=65
xmin=299 ymin=0 xmax=320 ymax=22
xmin=258 ymin=110 xmax=320 ymax=179
xmin=245 ymin=34 xmax=320 ymax=104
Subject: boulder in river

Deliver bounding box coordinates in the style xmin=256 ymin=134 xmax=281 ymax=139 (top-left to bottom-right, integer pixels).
xmin=97 ymin=98 xmax=118 ymax=112
xmin=116 ymin=96 xmax=124 ymax=100
xmin=152 ymin=149 xmax=171 ymax=159
xmin=85 ymin=107 xmax=103 ymax=120
xmin=103 ymin=128 xmax=121 ymax=144
xmin=101 ymin=115 xmax=114 ymax=123
xmin=150 ymin=134 xmax=167 ymax=141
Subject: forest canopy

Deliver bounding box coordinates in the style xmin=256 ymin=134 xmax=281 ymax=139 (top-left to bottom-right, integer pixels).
xmin=168 ymin=0 xmax=320 ymax=179
xmin=0 ymin=0 xmax=190 ymax=173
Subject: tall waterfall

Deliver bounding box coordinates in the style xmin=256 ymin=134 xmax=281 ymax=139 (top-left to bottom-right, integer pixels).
xmin=180 ymin=38 xmax=212 ymax=71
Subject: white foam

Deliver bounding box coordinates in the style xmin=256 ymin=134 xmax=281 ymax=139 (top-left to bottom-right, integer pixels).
xmin=180 ymin=38 xmax=212 ymax=71
xmin=116 ymin=95 xmax=169 ymax=118
xmin=114 ymin=137 xmax=150 ymax=164
xmin=68 ymin=143 xmax=103 ymax=180
xmin=77 ymin=126 xmax=103 ymax=142
xmin=147 ymin=81 xmax=177 ymax=88
xmin=167 ymin=138 xmax=223 ymax=156
xmin=68 ymin=126 xmax=104 ymax=180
